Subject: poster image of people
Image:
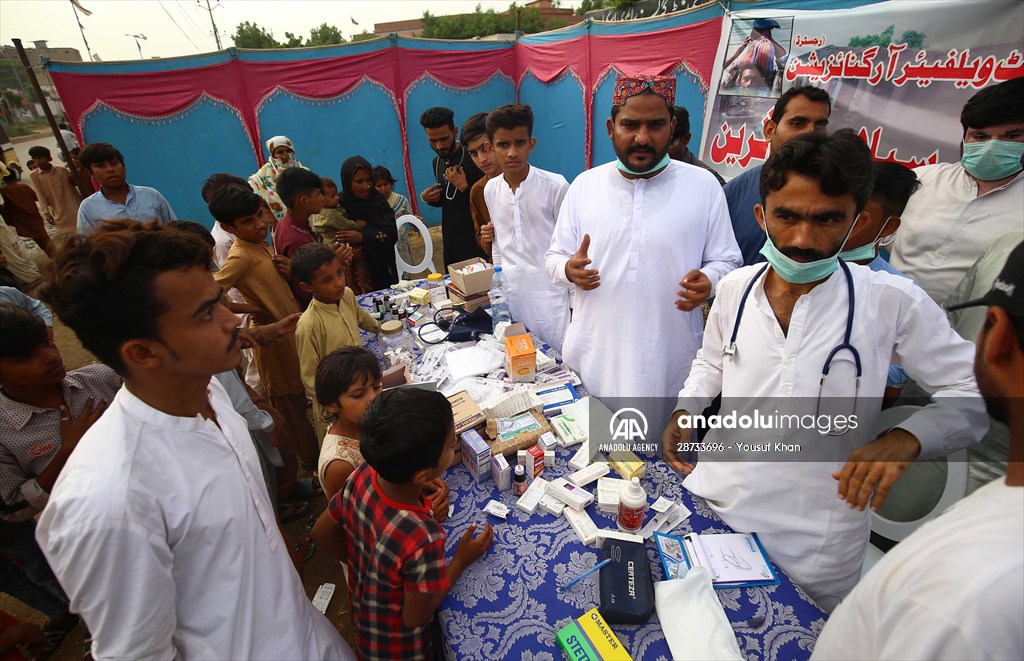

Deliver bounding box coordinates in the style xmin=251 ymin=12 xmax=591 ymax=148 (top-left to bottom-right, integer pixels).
xmin=719 ymin=17 xmax=794 ymax=98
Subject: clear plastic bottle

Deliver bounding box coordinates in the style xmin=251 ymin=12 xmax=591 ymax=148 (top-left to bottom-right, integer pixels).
xmin=425 ymin=273 xmax=447 ymax=308
xmin=488 ymin=266 xmax=512 ymax=334
xmin=380 ymin=320 xmax=414 ymax=368
xmin=617 ymin=477 xmax=647 ymax=534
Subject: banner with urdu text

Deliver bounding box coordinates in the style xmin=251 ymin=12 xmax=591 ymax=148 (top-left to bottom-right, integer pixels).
xmin=700 ymin=0 xmax=1024 ymax=180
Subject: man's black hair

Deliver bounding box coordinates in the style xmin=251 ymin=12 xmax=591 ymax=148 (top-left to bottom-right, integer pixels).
xmin=166 ymin=220 xmax=216 ymax=248
xmin=460 ymin=112 xmax=489 ymax=146
xmin=58 ymin=122 xmax=68 ymax=130
xmin=70 ymin=147 xmax=81 ymax=156
xmin=770 ymin=85 xmax=832 ymax=124
xmin=360 ymin=388 xmax=454 ymax=483
xmin=486 ymin=104 xmax=534 ymax=141
xmin=671 ymin=106 xmax=690 ymax=142
xmin=201 ymin=173 xmax=249 ymax=204
xmin=760 ymin=128 xmax=875 ymax=214
xmin=38 ymin=221 xmax=211 ymax=375
xmin=276 ymin=167 xmax=323 ymax=208
xmin=0 ymin=303 xmax=48 ymax=361
xmin=28 ymin=145 xmax=51 ymax=159
xmin=960 ymin=78 xmax=1024 ymax=135
xmin=420 ymin=106 xmax=455 ymax=130
xmin=2 ymin=164 xmax=19 ymax=183
xmin=870 ymin=161 xmax=922 ymax=218
xmin=208 ymin=185 xmax=262 ymax=227
xmin=78 ymin=142 xmax=124 ymax=170
xmin=314 ymin=346 xmax=382 ymax=417
xmin=291 ymin=242 xmax=338 ymax=284
xmin=610 ymin=90 xmax=673 ymax=121
xmin=371 ymin=166 xmax=395 ymax=185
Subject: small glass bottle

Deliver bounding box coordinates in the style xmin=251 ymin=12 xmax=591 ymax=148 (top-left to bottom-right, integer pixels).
xmin=512 ymin=464 xmax=528 ymax=496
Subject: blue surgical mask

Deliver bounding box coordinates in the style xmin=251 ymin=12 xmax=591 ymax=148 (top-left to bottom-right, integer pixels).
xmin=616 ymin=153 xmax=671 ymax=176
xmin=760 ymin=223 xmax=855 ymax=284
xmin=961 ymin=139 xmax=1024 ymax=181
xmin=838 ymin=217 xmax=894 ymax=263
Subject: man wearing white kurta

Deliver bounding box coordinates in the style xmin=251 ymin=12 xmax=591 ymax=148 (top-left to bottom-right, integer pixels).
xmin=484 ymin=103 xmax=571 ymax=351
xmin=545 ymin=76 xmax=741 ymax=411
xmin=664 ymin=130 xmax=986 ymax=611
xmin=35 ymin=222 xmax=353 ymax=660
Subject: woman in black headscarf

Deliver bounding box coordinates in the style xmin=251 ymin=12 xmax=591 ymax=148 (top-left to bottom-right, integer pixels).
xmin=336 ymin=156 xmax=399 ymax=291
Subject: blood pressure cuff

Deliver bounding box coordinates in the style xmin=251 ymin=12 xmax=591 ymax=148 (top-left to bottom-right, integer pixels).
xmin=599 ymin=539 xmax=655 ymax=624
xmin=437 ymin=307 xmax=492 ymax=342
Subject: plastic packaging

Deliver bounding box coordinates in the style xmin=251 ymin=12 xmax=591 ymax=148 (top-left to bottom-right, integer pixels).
xmin=488 ymin=266 xmax=512 ymax=334
xmin=617 ymin=477 xmax=647 ymax=534
xmin=512 ymin=464 xmax=527 ymax=496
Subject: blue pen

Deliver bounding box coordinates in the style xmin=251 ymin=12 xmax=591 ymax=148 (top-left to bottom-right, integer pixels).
xmin=559 ymin=558 xmax=612 ymax=591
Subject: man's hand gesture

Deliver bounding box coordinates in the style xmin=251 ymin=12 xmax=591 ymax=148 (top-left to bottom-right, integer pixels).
xmin=565 ymin=233 xmax=600 ymax=290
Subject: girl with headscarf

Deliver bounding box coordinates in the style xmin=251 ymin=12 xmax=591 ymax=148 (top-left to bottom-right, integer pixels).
xmin=336 ymin=156 xmax=398 ymax=291
xmin=248 ymin=136 xmax=307 ymax=221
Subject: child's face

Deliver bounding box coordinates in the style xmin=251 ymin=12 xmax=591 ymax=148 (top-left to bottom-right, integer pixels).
xmin=223 ymin=210 xmax=269 ymax=244
xmin=322 ymin=186 xmax=340 ymax=208
xmin=329 ymin=372 xmax=383 ymax=427
xmin=89 ymin=158 xmax=126 ymax=189
xmin=430 ymin=425 xmax=459 ymax=476
xmin=298 ymin=188 xmax=325 ymax=215
xmin=489 ymin=126 xmax=535 ymax=180
xmin=351 ymin=168 xmax=374 ymax=201
xmin=466 ymin=134 xmax=500 ymax=178
xmin=0 ymin=337 xmax=66 ymax=389
xmin=301 ymin=257 xmax=347 ymax=303
xmin=374 ymin=178 xmax=393 ymax=198
xmin=34 ymin=155 xmax=53 ymax=171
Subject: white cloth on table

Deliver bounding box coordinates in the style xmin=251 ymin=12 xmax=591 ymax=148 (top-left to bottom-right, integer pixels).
xmin=36 ymin=379 xmax=353 ymax=660
xmin=889 ymin=164 xmax=1023 ymax=303
xmin=675 ymin=263 xmax=986 ymax=611
xmin=484 ymin=166 xmax=571 ymax=352
xmin=812 ymin=479 xmax=1024 ymax=660
xmin=545 ymin=161 xmax=741 ymax=423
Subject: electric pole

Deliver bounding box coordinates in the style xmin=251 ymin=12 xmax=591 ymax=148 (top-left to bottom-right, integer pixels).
xmin=199 ymin=0 xmax=223 ymax=51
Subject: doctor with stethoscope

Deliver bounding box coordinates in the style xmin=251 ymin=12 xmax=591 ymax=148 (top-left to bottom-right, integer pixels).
xmin=662 ymin=130 xmax=986 ymax=611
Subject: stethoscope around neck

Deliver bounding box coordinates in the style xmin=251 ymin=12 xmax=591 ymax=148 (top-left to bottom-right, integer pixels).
xmin=723 ymin=259 xmax=862 ymax=436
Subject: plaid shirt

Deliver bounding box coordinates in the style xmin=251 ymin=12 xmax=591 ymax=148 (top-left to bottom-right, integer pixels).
xmin=330 ymin=463 xmax=448 ymax=660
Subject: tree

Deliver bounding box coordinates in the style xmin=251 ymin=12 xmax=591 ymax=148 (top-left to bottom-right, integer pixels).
xmin=421 ymin=3 xmax=567 ymax=39
xmin=898 ymin=30 xmax=926 ymax=50
xmin=575 ymin=0 xmax=607 ymax=16
xmin=232 ymin=21 xmax=278 ymax=49
xmin=307 ymin=23 xmax=345 ymax=47
xmin=350 ymin=31 xmax=379 ymax=43
xmin=282 ymin=32 xmax=304 ymax=48
xmin=848 ymin=25 xmax=926 ymax=50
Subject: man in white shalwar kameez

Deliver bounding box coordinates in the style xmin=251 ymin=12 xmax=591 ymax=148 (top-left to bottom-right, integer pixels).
xmin=484 ymin=103 xmax=571 ymax=351
xmin=663 ymin=131 xmax=986 ymax=611
xmin=545 ymin=76 xmax=742 ymax=420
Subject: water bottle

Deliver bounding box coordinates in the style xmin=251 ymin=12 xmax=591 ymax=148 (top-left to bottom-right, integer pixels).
xmin=489 ymin=266 xmax=512 ymax=334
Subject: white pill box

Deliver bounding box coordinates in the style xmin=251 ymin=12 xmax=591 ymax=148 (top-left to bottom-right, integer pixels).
xmin=597 ymin=477 xmax=629 ymax=513
xmin=568 ymin=441 xmax=593 ymax=470
xmin=596 ymin=529 xmax=644 ymax=547
xmin=515 ymin=476 xmax=549 ymax=515
xmin=538 ymin=431 xmax=559 ymax=451
xmin=538 ymin=494 xmax=566 ymax=517
xmin=544 ymin=450 xmax=555 ymax=467
xmin=491 ymin=453 xmax=511 ymax=491
xmin=546 ymin=477 xmax=595 ymax=511
xmin=564 ymin=506 xmax=599 ymax=546
xmin=550 ymin=413 xmax=586 ymax=447
xmin=567 ymin=462 xmax=609 ymax=487
xmin=483 ymin=500 xmax=509 ymax=519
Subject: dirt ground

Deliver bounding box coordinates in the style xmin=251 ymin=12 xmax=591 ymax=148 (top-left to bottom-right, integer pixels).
xmin=2 ymin=226 xmax=446 ymax=658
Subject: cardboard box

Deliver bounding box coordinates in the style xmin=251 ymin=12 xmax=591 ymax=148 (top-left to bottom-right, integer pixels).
xmin=504 ymin=323 xmax=536 ymax=383
xmin=448 ymin=390 xmax=485 ymax=434
xmin=556 ymin=609 xmax=633 ymax=661
xmin=460 ymin=428 xmax=491 ymax=483
xmin=447 ymin=257 xmax=495 ymax=296
xmin=491 ymin=453 xmax=511 ymax=490
xmin=518 ymin=444 xmax=544 ymax=478
xmin=446 ymin=282 xmax=491 ymax=312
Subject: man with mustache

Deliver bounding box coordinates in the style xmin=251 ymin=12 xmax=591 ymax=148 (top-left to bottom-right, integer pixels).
xmin=545 ymin=75 xmax=742 ymax=423
xmin=34 ymin=222 xmax=353 ymax=659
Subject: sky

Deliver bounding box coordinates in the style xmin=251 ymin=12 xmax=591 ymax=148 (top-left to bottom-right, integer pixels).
xmin=0 ymin=0 xmax=584 ymax=62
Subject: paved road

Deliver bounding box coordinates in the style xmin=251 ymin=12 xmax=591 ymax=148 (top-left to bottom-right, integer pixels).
xmin=12 ymin=133 xmax=61 ymax=166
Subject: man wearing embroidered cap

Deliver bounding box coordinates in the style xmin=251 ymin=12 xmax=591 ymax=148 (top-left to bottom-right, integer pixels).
xmin=249 ymin=135 xmax=308 ymax=222
xmin=545 ymin=75 xmax=742 ymax=425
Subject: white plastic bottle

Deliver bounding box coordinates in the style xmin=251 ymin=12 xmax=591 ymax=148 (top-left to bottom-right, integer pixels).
xmin=488 ymin=266 xmax=512 ymax=334
xmin=616 ymin=477 xmax=647 ymax=534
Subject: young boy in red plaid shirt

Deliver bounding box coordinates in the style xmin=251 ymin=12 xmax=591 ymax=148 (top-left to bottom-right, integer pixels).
xmin=312 ymin=388 xmax=492 ymax=660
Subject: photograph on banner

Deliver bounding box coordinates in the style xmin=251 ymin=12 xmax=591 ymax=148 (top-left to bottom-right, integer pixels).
xmin=719 ymin=17 xmax=794 ymax=99
xmin=702 ymin=0 xmax=1024 ymax=181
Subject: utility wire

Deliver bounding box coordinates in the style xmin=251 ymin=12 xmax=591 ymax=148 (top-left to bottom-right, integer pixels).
xmin=174 ymin=0 xmax=210 ymax=46
xmin=157 ymin=0 xmax=202 ymax=52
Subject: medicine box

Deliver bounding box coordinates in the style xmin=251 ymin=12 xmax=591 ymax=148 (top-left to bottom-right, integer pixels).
xmin=460 ymin=429 xmax=491 ymax=483
xmin=551 ymin=413 xmax=586 ymax=447
xmin=517 ymin=444 xmax=544 ymax=479
xmin=556 ymin=609 xmax=633 ymax=661
xmin=608 ymin=450 xmax=646 ymax=480
xmin=448 ymin=391 xmax=485 ymax=434
xmin=407 ymin=287 xmax=431 ymax=306
xmin=491 ymin=453 xmax=511 ymax=490
xmin=447 ymin=257 xmax=494 ymax=296
xmin=446 ymin=282 xmax=491 ymax=312
xmin=504 ymin=324 xmax=536 ymax=383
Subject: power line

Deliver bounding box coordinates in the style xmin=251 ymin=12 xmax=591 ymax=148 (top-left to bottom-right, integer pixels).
xmin=156 ymin=0 xmax=202 ymax=52
xmin=173 ymin=0 xmax=210 ymax=47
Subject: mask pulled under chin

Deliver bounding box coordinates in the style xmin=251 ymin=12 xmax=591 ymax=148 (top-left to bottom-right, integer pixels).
xmin=616 ymin=153 xmax=671 ymax=176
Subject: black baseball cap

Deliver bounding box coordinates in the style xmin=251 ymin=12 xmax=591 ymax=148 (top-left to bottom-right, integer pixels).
xmin=946 ymin=241 xmax=1024 ymax=317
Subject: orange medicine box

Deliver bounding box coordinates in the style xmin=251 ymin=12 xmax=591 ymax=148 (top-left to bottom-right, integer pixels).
xmin=504 ymin=324 xmax=536 ymax=383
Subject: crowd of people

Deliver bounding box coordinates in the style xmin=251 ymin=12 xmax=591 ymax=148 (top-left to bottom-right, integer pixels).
xmin=0 ymin=73 xmax=1021 ymax=660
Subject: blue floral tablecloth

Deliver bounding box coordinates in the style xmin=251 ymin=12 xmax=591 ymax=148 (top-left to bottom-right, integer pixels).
xmin=356 ymin=283 xmax=826 ymax=660
xmin=437 ymin=452 xmax=826 ymax=661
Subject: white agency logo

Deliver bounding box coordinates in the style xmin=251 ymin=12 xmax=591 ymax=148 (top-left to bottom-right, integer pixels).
xmin=610 ymin=407 xmax=648 ymax=442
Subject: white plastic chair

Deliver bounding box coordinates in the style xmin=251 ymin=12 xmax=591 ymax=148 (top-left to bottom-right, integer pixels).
xmin=860 ymin=405 xmax=969 ymax=576
xmin=394 ymin=214 xmax=433 ymax=281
